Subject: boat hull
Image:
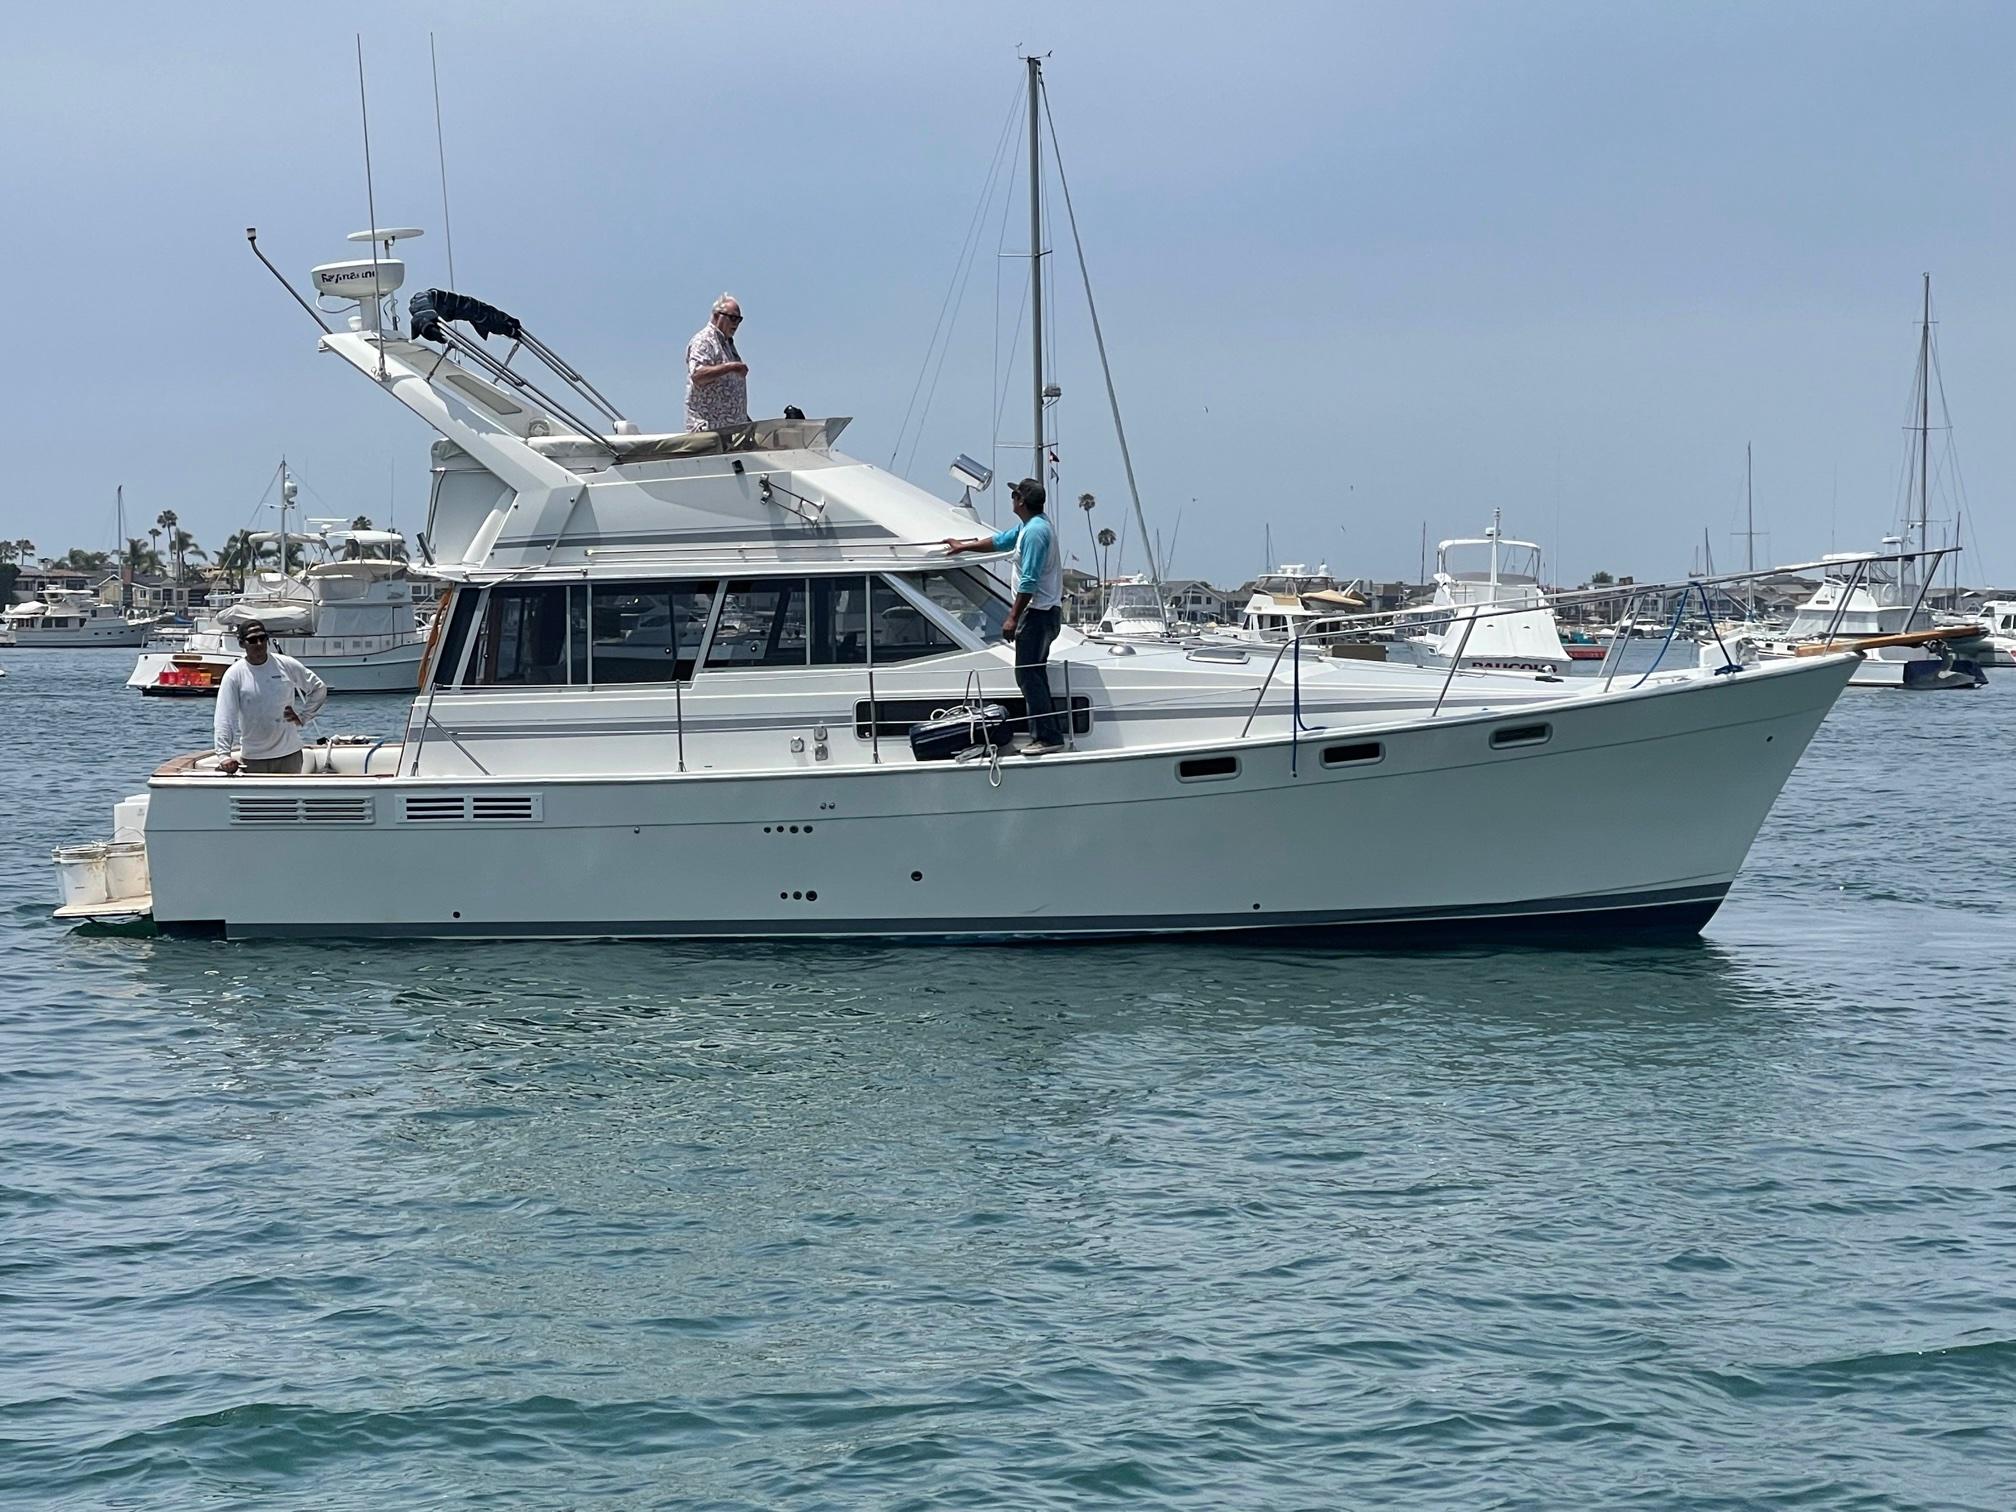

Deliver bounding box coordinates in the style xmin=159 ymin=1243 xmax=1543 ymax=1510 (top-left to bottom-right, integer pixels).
xmin=128 ymin=642 xmax=426 ymax=696
xmin=138 ymin=655 xmax=1855 ymax=942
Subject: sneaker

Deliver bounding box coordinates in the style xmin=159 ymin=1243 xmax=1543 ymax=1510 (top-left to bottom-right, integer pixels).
xmin=1020 ymin=740 xmax=1065 ymax=757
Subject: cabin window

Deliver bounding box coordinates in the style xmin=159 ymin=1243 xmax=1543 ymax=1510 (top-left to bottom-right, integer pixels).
xmin=1322 ymin=741 xmax=1384 ymax=767
xmin=431 ymin=589 xmax=478 ymax=686
xmin=470 ymin=584 xmax=574 ymax=686
xmin=708 ymin=579 xmax=810 ymax=669
xmin=592 ymin=581 xmax=718 ymax=684
xmin=811 ymin=576 xmax=869 ymax=665
xmin=1177 ymin=754 xmax=1240 ymax=782
xmin=910 ymin=569 xmax=1011 ymax=642
xmin=872 ymin=578 xmax=959 ymax=662
xmin=1490 ymin=722 xmax=1552 ymax=750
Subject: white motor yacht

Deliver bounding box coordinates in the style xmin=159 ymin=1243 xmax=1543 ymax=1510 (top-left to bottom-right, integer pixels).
xmin=128 ymin=521 xmax=429 ymax=696
xmin=1736 ymin=546 xmax=1984 ymax=690
xmin=1384 ymin=515 xmax=1573 ymax=675
xmin=4 ymin=588 xmax=158 ymax=648
xmin=50 ymin=226 xmax=1863 ymax=942
xmin=1225 ymin=566 xmax=1366 ymax=644
xmin=1094 ymin=576 xmax=1173 ymax=639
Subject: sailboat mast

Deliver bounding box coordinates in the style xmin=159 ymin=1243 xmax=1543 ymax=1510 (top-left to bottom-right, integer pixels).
xmin=1027 ymin=55 xmax=1044 ymax=490
xmin=117 ymin=484 xmax=129 ymax=600
xmin=1917 ymin=272 xmax=1931 ymax=554
xmin=1745 ymin=442 xmax=1755 ymax=618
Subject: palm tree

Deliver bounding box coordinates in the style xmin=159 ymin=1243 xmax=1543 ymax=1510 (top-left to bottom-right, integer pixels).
xmin=350 ymin=515 xmax=374 ymax=531
xmin=213 ymin=530 xmax=260 ymax=585
xmin=60 ymin=547 xmax=112 ymax=572
xmin=170 ymin=529 xmax=206 ymax=570
xmin=1096 ymin=526 xmax=1118 ymax=589
xmin=124 ymin=537 xmax=164 ymax=576
xmin=156 ymin=509 xmax=181 ymax=579
xmin=1078 ymin=492 xmax=1097 ymax=584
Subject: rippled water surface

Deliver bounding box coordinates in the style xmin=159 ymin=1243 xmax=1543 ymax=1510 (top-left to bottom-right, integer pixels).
xmin=5 ymin=650 xmax=2015 ymax=1509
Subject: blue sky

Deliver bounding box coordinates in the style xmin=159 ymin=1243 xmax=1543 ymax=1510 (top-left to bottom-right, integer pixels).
xmin=5 ymin=1 xmax=2012 ymax=588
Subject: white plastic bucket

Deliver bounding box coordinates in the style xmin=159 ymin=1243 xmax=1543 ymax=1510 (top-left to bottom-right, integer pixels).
xmin=102 ymin=842 xmax=150 ymax=902
xmin=52 ymin=844 xmax=110 ymax=907
xmin=113 ymin=794 xmax=150 ymax=842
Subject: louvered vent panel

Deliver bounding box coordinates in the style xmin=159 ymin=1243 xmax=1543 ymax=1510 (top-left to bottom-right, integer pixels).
xmin=470 ymin=794 xmax=541 ymax=822
xmin=231 ymin=795 xmax=374 ymax=825
xmin=232 ymin=797 xmax=305 ymax=825
xmin=402 ymin=795 xmax=470 ymax=823
xmin=401 ymin=794 xmax=543 ymax=824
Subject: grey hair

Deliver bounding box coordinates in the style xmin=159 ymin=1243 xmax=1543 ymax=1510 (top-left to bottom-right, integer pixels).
xmin=712 ymin=292 xmax=740 ymax=315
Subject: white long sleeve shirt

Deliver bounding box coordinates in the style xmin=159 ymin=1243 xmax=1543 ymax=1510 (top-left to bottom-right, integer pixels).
xmin=213 ymin=652 xmax=328 ymax=761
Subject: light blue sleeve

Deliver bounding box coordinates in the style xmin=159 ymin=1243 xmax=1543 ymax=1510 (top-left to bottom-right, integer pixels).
xmin=1016 ymin=518 xmax=1050 ymax=596
xmin=990 ymin=524 xmax=1021 ymax=553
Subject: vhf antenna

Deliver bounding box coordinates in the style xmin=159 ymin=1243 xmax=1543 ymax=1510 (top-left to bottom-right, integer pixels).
xmin=355 ymin=34 xmax=386 ymax=379
xmin=430 ymin=32 xmax=457 ymax=289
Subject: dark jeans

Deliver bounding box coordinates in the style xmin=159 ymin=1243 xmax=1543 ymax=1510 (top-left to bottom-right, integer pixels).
xmin=1014 ymin=606 xmax=1065 ymax=744
xmin=242 ymin=750 xmax=305 ymax=774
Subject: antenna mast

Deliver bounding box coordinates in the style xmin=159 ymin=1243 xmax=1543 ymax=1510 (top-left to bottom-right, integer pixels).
xmin=430 ymin=33 xmax=457 ymax=289
xmin=1027 ymin=55 xmax=1044 ymax=488
xmin=1917 ymin=273 xmax=1931 ymax=557
xmin=1745 ymin=442 xmax=1755 ymax=619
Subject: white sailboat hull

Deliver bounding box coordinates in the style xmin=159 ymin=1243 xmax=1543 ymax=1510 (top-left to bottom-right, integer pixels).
xmin=139 ymin=654 xmax=1854 ymax=941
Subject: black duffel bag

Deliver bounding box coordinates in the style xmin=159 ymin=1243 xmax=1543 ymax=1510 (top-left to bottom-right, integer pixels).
xmin=907 ymin=703 xmax=1014 ymax=762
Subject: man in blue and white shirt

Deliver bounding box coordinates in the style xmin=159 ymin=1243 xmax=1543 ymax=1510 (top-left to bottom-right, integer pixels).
xmin=944 ymin=478 xmax=1066 ymax=754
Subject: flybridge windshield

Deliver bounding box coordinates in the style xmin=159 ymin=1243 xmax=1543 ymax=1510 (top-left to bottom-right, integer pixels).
xmin=1444 ymin=542 xmax=1542 ymax=584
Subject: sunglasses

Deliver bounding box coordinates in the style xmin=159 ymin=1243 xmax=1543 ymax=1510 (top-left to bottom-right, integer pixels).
xmin=720 ymin=312 xmax=743 ymax=324
xmin=242 ymin=634 xmax=269 ymax=644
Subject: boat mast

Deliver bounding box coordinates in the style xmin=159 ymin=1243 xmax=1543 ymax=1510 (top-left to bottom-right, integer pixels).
xmin=116 ymin=484 xmax=128 ymax=605
xmin=1917 ymin=273 xmax=1931 ymax=559
xmin=1745 ymin=442 xmax=1755 ymax=619
xmin=1027 ymin=55 xmax=1044 ymax=494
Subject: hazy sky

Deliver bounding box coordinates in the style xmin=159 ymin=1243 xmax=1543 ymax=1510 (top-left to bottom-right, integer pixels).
xmin=5 ymin=1 xmax=2012 ymax=587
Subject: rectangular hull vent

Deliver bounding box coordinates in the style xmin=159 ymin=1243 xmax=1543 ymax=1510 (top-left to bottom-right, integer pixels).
xmin=231 ymin=795 xmax=375 ymax=825
xmin=401 ymin=794 xmax=544 ymax=824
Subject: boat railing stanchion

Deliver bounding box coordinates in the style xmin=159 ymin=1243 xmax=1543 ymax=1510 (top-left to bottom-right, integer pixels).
xmin=1240 ymin=637 xmax=1294 ymax=740
xmin=1822 ymin=560 xmax=1866 ymax=645
xmin=1062 ymin=657 xmax=1074 ymax=750
xmin=407 ymin=683 xmax=439 ymax=774
xmin=865 ymin=624 xmax=881 ymax=765
xmin=1600 ymin=591 xmax=1638 ymax=691
xmin=674 ymin=677 xmax=686 ymax=773
xmin=1431 ymin=607 xmax=1480 ymax=718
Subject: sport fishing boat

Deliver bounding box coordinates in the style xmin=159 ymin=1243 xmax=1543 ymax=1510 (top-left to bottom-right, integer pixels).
xmin=1093 ymin=576 xmax=1173 ymax=639
xmin=1383 ymin=514 xmax=1574 ymax=675
xmin=127 ymin=513 xmax=429 ymax=696
xmin=4 ymin=588 xmax=158 ymax=648
xmin=50 ymin=217 xmax=1861 ymax=941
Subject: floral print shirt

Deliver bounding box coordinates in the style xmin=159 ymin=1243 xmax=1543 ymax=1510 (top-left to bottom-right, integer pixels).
xmin=685 ymin=322 xmax=749 ymax=432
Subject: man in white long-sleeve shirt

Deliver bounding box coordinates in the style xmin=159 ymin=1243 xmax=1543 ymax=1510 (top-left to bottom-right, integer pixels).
xmin=213 ymin=621 xmax=328 ymax=774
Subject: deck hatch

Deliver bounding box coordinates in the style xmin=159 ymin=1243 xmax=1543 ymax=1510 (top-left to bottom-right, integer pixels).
xmin=231 ymin=795 xmax=375 ymax=825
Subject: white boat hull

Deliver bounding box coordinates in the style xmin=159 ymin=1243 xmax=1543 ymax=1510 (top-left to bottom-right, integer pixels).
xmin=10 ymin=621 xmax=155 ymax=648
xmin=127 ymin=639 xmax=426 ymax=696
xmin=138 ymin=654 xmax=1854 ymax=941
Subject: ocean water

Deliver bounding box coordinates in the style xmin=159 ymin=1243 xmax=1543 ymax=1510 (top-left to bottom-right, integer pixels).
xmin=4 ymin=649 xmax=2014 ymax=1510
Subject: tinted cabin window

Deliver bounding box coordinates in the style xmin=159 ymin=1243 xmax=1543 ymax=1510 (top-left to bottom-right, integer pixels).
xmin=592 ymin=582 xmax=716 ymax=684
xmin=709 ymin=579 xmax=811 ymax=669
xmin=809 ymin=577 xmax=868 ymax=665
xmin=911 ymin=569 xmax=1010 ymax=642
xmin=432 ymin=589 xmax=477 ymax=685
xmin=872 ymin=578 xmax=959 ymax=662
xmin=471 ymin=585 xmax=572 ymax=685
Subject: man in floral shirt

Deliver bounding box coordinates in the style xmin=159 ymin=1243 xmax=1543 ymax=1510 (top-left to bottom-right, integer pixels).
xmin=685 ymin=293 xmax=750 ymax=432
